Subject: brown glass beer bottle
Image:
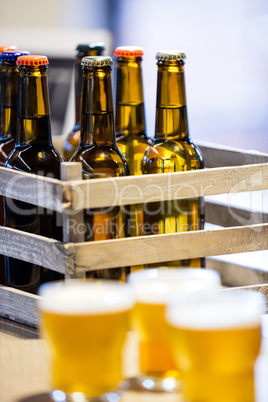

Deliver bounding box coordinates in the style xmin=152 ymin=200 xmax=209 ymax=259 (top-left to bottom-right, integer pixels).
xmin=0 ymin=50 xmax=29 ymax=284
xmin=70 ymin=56 xmax=130 ymax=280
xmin=0 ymin=51 xmax=29 ymax=164
xmin=113 ymin=47 xmax=151 ymax=247
xmin=4 ymin=55 xmax=64 ymax=293
xmin=142 ymin=51 xmax=205 ymax=268
xmin=63 ymin=43 xmax=105 ymax=161
xmin=113 ymin=46 xmax=151 ymax=175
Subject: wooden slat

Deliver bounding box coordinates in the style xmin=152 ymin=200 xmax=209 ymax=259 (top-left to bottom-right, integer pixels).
xmin=205 ymin=202 xmax=268 ymax=227
xmin=64 ymin=163 xmax=268 ymax=209
xmin=66 ymin=223 xmax=268 ymax=271
xmin=0 ymin=226 xmax=70 ymax=274
xmin=61 ymin=162 xmax=85 ymax=279
xmin=197 ymin=141 xmax=268 ymax=168
xmin=0 ymin=166 xmax=63 ymax=212
xmin=206 ymin=258 xmax=268 ymax=287
xmin=0 ymin=286 xmax=39 ymax=327
xmin=1 ymin=162 xmax=268 ymax=211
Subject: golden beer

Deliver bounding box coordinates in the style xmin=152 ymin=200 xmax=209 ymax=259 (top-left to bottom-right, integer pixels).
xmin=129 ymin=268 xmax=221 ymax=391
xmin=142 ymin=51 xmax=204 ymax=268
xmin=167 ymin=290 xmax=266 ymax=401
xmin=39 ymin=280 xmax=134 ymax=400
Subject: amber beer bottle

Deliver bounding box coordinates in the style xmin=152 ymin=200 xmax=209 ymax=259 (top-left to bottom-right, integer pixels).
xmin=63 ymin=43 xmax=105 ymax=160
xmin=70 ymin=56 xmax=130 ymax=280
xmin=113 ymin=46 xmax=151 ymax=175
xmin=113 ymin=47 xmax=151 ymax=245
xmin=0 ymin=51 xmax=29 ymax=285
xmin=0 ymin=51 xmax=29 ymax=164
xmin=142 ymin=51 xmax=204 ymax=268
xmin=4 ymin=55 xmax=64 ymax=294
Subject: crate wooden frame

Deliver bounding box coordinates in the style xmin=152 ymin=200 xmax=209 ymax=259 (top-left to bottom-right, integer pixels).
xmin=0 ymin=140 xmax=268 ymax=327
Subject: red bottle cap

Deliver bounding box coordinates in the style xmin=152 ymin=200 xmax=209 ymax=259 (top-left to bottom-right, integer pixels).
xmin=16 ymin=55 xmax=49 ymax=66
xmin=0 ymin=46 xmax=17 ymax=52
xmin=113 ymin=46 xmax=143 ymax=57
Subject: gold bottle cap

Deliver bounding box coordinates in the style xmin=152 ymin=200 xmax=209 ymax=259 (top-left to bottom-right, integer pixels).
xmin=156 ymin=51 xmax=186 ymax=61
xmin=81 ymin=56 xmax=113 ymax=67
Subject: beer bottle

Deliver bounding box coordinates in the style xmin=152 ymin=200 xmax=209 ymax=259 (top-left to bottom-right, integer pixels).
xmin=4 ymin=55 xmax=64 ymax=294
xmin=63 ymin=42 xmax=105 ymax=161
xmin=0 ymin=50 xmax=29 ymax=285
xmin=113 ymin=46 xmax=151 ymax=175
xmin=142 ymin=51 xmax=205 ymax=268
xmin=70 ymin=56 xmax=130 ymax=280
xmin=0 ymin=51 xmax=29 ymax=165
xmin=113 ymin=47 xmax=152 ymax=249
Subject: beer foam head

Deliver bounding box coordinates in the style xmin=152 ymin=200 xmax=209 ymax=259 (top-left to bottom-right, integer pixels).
xmin=39 ymin=280 xmax=134 ymax=315
xmin=167 ymin=290 xmax=266 ymax=330
xmin=128 ymin=268 xmax=221 ymax=304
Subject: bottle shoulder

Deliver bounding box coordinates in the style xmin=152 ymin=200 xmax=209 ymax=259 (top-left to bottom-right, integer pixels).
xmin=143 ymin=139 xmax=204 ymax=173
xmin=71 ymin=144 xmax=130 ymax=177
xmin=5 ymin=143 xmax=63 ymax=177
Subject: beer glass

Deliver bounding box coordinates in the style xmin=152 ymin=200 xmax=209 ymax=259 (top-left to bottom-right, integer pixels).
xmin=39 ymin=280 xmax=134 ymax=401
xmin=167 ymin=290 xmax=266 ymax=401
xmin=128 ymin=268 xmax=221 ymax=391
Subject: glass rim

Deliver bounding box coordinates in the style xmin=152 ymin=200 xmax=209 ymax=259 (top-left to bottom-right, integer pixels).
xmin=38 ymin=279 xmax=135 ymax=315
xmin=167 ymin=289 xmax=267 ymax=330
xmin=128 ymin=268 xmax=221 ymax=304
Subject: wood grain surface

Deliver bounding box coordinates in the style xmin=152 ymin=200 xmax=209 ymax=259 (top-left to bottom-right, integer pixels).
xmin=64 ymin=162 xmax=268 ymax=209
xmin=197 ymin=141 xmax=268 ymax=168
xmin=1 ymin=161 xmax=268 ymax=211
xmin=70 ymin=223 xmax=268 ymax=272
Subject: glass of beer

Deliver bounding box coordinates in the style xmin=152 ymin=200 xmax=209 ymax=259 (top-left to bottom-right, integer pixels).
xmin=39 ymin=280 xmax=134 ymax=401
xmin=128 ymin=268 xmax=221 ymax=392
xmin=167 ymin=290 xmax=266 ymax=401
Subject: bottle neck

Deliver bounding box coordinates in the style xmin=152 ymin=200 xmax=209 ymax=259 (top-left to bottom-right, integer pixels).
xmin=0 ymin=61 xmax=18 ymax=140
xmin=115 ymin=57 xmax=146 ymax=136
xmin=80 ymin=65 xmax=116 ymax=147
xmin=75 ymin=50 xmax=103 ymax=126
xmin=155 ymin=60 xmax=189 ymax=141
xmin=17 ymin=65 xmax=52 ymax=145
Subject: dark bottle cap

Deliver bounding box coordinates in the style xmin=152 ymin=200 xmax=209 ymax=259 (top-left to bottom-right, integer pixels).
xmin=0 ymin=51 xmax=30 ymax=62
xmin=76 ymin=42 xmax=105 ymax=52
xmin=16 ymin=55 xmax=49 ymax=66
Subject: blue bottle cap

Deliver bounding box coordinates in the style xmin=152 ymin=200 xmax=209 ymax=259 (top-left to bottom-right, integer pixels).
xmin=0 ymin=51 xmax=30 ymax=62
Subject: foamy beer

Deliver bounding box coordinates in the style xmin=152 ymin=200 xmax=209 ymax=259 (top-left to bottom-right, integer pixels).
xmin=128 ymin=268 xmax=221 ymax=391
xmin=167 ymin=290 xmax=266 ymax=401
xmin=39 ymin=280 xmax=134 ymax=400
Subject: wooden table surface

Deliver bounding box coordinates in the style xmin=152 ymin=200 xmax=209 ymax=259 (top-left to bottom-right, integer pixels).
xmin=1 ymin=316 xmax=268 ymax=402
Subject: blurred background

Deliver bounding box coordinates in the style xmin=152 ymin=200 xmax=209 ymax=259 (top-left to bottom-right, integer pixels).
xmin=1 ymin=0 xmax=268 ymax=270
xmin=1 ymin=0 xmax=268 ymax=152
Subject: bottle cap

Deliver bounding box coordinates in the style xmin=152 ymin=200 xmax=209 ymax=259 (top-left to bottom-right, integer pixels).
xmin=0 ymin=46 xmax=17 ymax=52
xmin=16 ymin=55 xmax=49 ymax=66
xmin=156 ymin=50 xmax=186 ymax=61
xmin=76 ymin=42 xmax=105 ymax=52
xmin=113 ymin=46 xmax=143 ymax=57
xmin=0 ymin=51 xmax=30 ymax=62
xmin=81 ymin=56 xmax=113 ymax=67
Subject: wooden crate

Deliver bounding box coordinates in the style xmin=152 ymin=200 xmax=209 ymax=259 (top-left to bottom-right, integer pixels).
xmin=0 ymin=140 xmax=268 ymax=327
